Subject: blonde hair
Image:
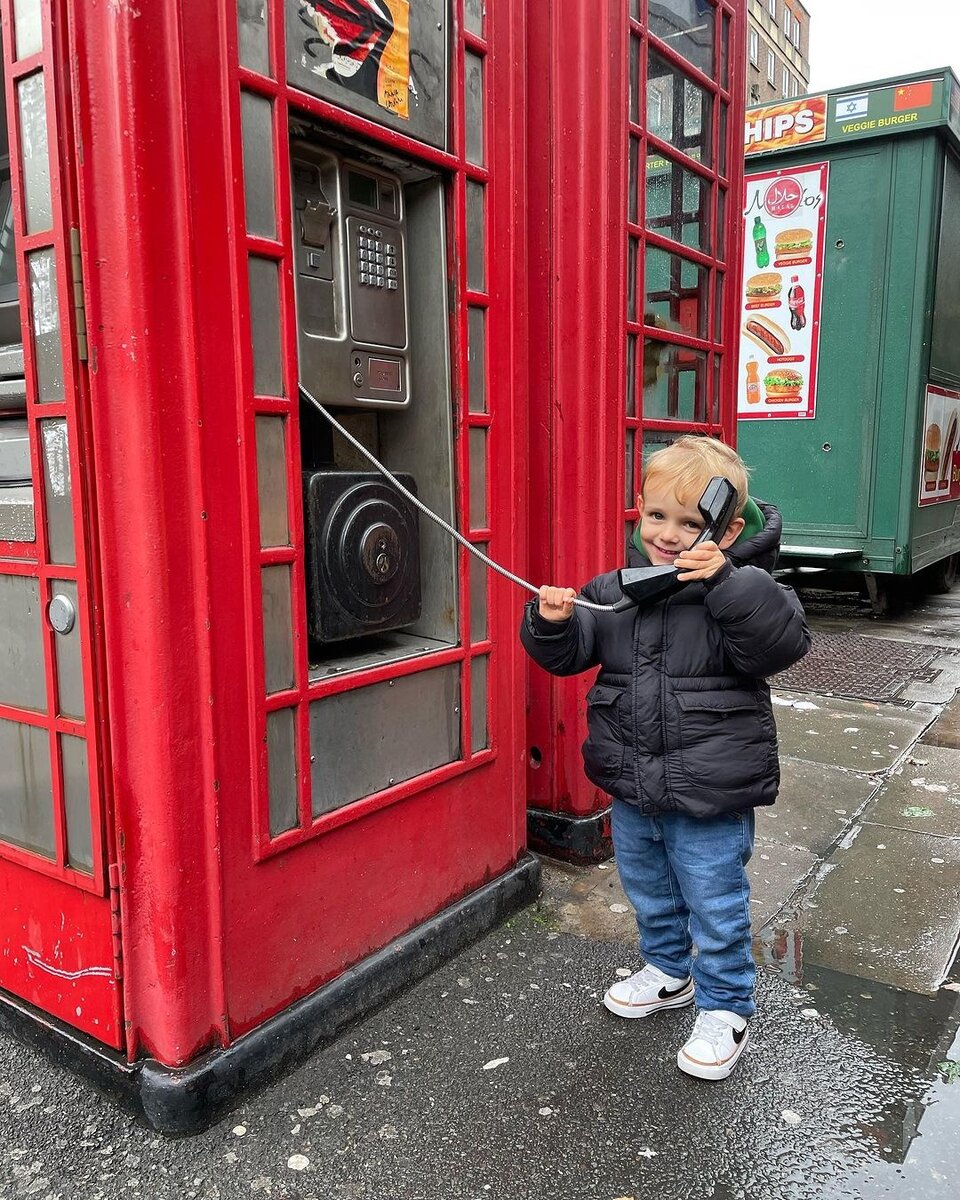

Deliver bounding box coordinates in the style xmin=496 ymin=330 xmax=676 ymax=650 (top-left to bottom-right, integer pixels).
xmin=642 ymin=435 xmax=750 ymax=515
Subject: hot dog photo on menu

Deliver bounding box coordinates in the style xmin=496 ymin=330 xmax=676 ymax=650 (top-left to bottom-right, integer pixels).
xmin=738 ymin=163 xmax=828 ymax=421
xmin=919 ymin=385 xmax=960 ymax=506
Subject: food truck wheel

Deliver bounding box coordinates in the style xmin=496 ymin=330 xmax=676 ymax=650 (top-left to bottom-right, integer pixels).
xmin=920 ymin=553 xmax=959 ymax=595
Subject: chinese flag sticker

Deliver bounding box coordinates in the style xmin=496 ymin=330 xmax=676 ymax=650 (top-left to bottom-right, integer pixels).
xmin=894 ymin=81 xmax=934 ymax=111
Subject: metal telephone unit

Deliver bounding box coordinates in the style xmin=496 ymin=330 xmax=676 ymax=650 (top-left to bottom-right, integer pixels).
xmin=292 ymin=143 xmax=410 ymax=409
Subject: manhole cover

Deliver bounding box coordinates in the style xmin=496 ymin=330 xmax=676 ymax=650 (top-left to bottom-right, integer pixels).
xmin=772 ymin=633 xmax=948 ymax=702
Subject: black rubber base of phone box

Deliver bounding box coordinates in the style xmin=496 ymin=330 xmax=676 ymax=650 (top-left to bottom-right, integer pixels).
xmin=527 ymin=805 xmax=613 ymax=865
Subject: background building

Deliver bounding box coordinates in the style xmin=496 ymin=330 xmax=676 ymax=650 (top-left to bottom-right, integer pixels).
xmin=746 ymin=0 xmax=811 ymax=103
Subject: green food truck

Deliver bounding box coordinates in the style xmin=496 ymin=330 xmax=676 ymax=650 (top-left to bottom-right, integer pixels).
xmin=737 ymin=68 xmax=960 ymax=611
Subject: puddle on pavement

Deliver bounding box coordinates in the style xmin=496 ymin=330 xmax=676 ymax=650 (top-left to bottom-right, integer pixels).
xmin=755 ymin=921 xmax=960 ymax=1197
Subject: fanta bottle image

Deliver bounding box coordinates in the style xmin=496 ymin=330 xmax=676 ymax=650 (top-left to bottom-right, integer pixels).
xmin=745 ymin=358 xmax=761 ymax=405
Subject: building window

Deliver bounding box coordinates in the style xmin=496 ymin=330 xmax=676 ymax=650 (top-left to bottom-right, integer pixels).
xmin=782 ymin=66 xmax=790 ymax=96
xmin=784 ymin=10 xmax=792 ymax=38
xmin=793 ymin=19 xmax=802 ymax=49
xmin=749 ymin=28 xmax=759 ymax=66
xmin=768 ymin=0 xmax=777 ymax=20
xmin=767 ymin=50 xmax=776 ymax=84
xmin=790 ymin=75 xmax=800 ymax=98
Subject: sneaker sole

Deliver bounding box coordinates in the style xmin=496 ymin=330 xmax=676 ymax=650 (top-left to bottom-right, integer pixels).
xmin=602 ymin=982 xmax=695 ymax=1019
xmin=677 ymin=1027 xmax=749 ymax=1080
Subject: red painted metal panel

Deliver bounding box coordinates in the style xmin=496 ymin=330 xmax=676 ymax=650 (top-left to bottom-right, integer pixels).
xmin=525 ymin=1 xmax=629 ymax=819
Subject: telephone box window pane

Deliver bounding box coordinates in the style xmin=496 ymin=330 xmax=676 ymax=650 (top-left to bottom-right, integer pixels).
xmin=645 ymin=246 xmax=708 ymax=340
xmin=643 ymin=339 xmax=708 ymax=422
xmin=0 ymin=717 xmax=53 ymax=859
xmin=470 ymin=544 xmax=487 ymax=642
xmin=465 ymin=182 xmax=485 ymax=292
xmin=262 ymin=564 xmax=294 ymax=694
xmin=629 ymin=35 xmax=640 ymax=125
xmin=716 ymin=187 xmax=726 ymax=262
xmin=469 ymin=427 xmax=487 ymax=529
xmin=310 ymin=665 xmax=461 ymax=815
xmin=13 ymin=0 xmax=43 ymax=59
xmin=29 ymin=249 xmax=65 ymax=400
xmin=712 ymin=354 xmax=722 ymax=424
xmin=647 ymin=51 xmax=713 ymax=168
xmin=718 ymin=101 xmax=728 ymax=178
xmin=17 ymin=73 xmax=52 ymax=234
xmin=625 ymin=428 xmax=636 ymax=509
xmin=467 ymin=306 xmax=486 ymax=413
xmin=249 ymin=256 xmax=284 ymax=396
xmin=238 ymin=0 xmax=270 ymax=75
xmin=0 ymin=572 xmax=46 ymax=712
xmin=465 ymin=0 xmax=484 ymax=35
xmin=628 ymin=137 xmax=639 ymax=225
xmin=41 ymin=419 xmax=75 ymax=565
xmin=61 ymin=733 xmax=92 ymax=874
xmin=255 ymin=416 xmax=289 ymax=547
xmin=627 ymin=237 xmax=637 ymax=323
xmin=645 ymin=155 xmax=710 ymax=254
xmin=626 ymin=333 xmax=637 ymax=417
xmin=471 ymin=655 xmax=488 ymax=752
xmin=630 ymin=0 xmax=640 ymax=18
xmin=649 ymin=1 xmax=715 ymax=78
xmin=241 ymin=91 xmax=276 ymax=239
xmin=0 ymin=488 xmax=35 ymax=542
xmin=267 ymin=707 xmax=298 ymax=836
xmin=721 ymin=11 xmax=731 ymax=91
xmin=464 ymin=53 xmax=484 ymax=166
xmin=713 ymin=272 xmax=723 ymax=343
xmin=51 ymin=578 xmax=84 ymax=720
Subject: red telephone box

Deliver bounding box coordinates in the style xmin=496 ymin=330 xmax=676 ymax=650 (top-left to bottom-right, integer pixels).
xmin=525 ymin=0 xmax=746 ymax=863
xmin=0 ymin=0 xmax=745 ymax=1131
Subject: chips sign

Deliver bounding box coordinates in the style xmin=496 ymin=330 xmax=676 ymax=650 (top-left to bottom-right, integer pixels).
xmin=745 ymin=96 xmax=828 ymax=156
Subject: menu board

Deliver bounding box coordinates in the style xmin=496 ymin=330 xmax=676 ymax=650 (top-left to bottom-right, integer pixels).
xmin=737 ymin=162 xmax=828 ymax=421
xmin=918 ymin=385 xmax=960 ymax=507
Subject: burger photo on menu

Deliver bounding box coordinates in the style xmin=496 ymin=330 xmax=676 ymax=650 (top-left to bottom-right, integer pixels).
xmin=924 ymin=422 xmax=940 ymax=491
xmin=774 ymin=228 xmax=813 ymax=260
xmin=742 ymin=314 xmax=791 ymax=358
xmin=939 ymin=411 xmax=958 ymax=491
xmin=745 ymin=272 xmax=782 ymax=303
xmin=764 ymin=367 xmax=803 ymax=404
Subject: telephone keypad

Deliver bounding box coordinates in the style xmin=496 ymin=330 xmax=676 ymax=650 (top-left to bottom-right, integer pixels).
xmin=354 ymin=225 xmax=402 ymax=289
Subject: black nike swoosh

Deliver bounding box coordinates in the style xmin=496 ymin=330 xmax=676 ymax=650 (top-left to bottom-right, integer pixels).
xmin=657 ymin=982 xmax=690 ymax=999
xmin=733 ymin=1025 xmax=747 ymax=1044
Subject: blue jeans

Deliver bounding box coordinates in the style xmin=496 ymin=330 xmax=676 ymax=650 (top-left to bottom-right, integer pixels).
xmin=612 ymin=799 xmax=756 ymax=1018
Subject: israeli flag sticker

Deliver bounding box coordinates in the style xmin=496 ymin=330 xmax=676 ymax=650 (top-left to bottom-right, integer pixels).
xmin=835 ymin=93 xmax=869 ymax=120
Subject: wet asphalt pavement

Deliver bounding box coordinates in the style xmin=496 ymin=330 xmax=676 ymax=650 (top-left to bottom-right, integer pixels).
xmin=1 ymin=586 xmax=960 ymax=1200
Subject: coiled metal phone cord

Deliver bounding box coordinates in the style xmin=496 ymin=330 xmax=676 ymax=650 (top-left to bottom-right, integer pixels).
xmin=298 ymin=383 xmax=620 ymax=612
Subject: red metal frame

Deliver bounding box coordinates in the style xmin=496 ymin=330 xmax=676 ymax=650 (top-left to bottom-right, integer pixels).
xmin=231 ymin=1 xmax=502 ymax=864
xmin=0 ymin=0 xmax=120 ymax=1047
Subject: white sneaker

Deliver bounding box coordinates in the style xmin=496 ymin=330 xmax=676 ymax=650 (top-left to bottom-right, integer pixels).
xmin=602 ymin=963 xmax=694 ymax=1019
xmin=677 ymin=1009 xmax=749 ymax=1080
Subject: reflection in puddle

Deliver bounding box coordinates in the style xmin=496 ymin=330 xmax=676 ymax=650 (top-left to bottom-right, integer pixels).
xmin=756 ymin=919 xmax=960 ymax=1195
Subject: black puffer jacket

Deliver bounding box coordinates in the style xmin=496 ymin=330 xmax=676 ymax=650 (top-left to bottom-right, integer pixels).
xmin=520 ymin=504 xmax=811 ymax=818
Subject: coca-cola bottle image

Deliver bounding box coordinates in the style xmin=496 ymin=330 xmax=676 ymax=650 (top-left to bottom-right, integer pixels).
xmin=787 ymin=275 xmax=807 ymax=330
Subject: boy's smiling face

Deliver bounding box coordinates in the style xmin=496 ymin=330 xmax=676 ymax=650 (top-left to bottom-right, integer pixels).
xmin=637 ymin=483 xmax=743 ymax=566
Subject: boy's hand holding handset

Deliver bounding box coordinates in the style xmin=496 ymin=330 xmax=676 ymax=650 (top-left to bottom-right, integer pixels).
xmin=675 ymin=541 xmax=727 ymax=582
xmin=538 ymin=585 xmax=577 ymax=622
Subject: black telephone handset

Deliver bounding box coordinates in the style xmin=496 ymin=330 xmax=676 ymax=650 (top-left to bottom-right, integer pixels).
xmin=612 ymin=476 xmax=739 ymax=611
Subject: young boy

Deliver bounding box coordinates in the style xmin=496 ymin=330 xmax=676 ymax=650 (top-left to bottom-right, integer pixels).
xmin=520 ymin=436 xmax=810 ymax=1080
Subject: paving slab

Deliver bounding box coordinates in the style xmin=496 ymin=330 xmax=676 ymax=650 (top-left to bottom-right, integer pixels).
xmin=773 ymin=690 xmax=936 ymax=773
xmin=759 ymin=758 xmax=878 ymax=856
xmin=861 ymin=743 xmax=960 ymax=839
xmin=748 ymin=838 xmax=818 ymax=928
xmin=801 ymin=827 xmax=960 ymax=994
xmin=920 ymin=690 xmax=960 ymax=750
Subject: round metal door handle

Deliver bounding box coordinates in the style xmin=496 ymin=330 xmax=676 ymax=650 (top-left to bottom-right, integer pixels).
xmin=48 ymin=594 xmax=77 ymax=635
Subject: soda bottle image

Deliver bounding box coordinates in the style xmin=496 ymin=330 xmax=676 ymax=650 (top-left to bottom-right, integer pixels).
xmin=753 ymin=216 xmax=770 ymax=269
xmin=745 ymin=358 xmax=761 ymax=405
xmin=788 ymin=275 xmax=807 ymax=330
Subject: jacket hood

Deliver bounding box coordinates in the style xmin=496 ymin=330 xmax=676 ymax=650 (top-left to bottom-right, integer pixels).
xmin=628 ymin=499 xmax=783 ymax=575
